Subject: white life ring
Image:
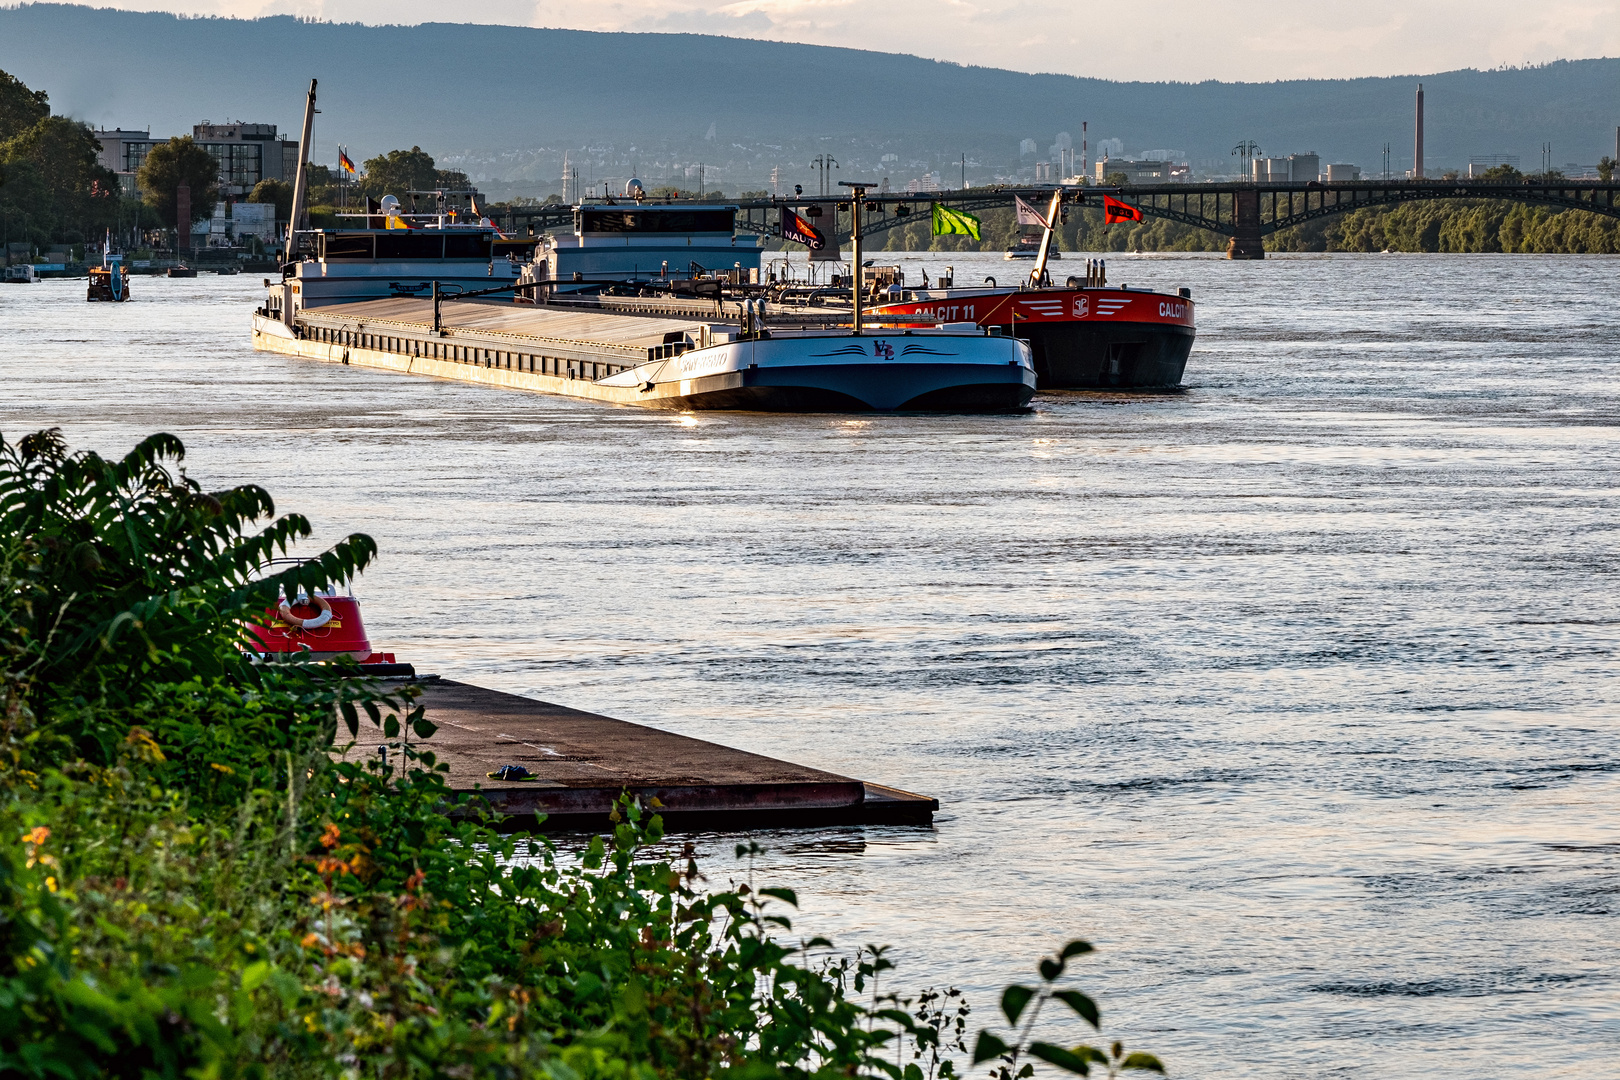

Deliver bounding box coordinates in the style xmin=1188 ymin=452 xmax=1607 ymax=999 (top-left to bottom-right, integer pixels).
xmin=279 ymin=594 xmax=333 ymax=631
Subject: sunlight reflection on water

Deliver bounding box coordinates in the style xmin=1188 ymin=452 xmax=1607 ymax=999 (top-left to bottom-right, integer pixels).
xmin=3 ymin=251 xmax=1618 ymax=1078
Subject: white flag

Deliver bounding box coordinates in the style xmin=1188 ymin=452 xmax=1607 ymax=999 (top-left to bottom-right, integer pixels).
xmin=1015 ymin=195 xmax=1046 ymax=226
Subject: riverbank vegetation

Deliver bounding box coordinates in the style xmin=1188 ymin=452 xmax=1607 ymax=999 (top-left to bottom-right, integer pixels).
xmin=0 ymin=428 xmax=1164 ymax=1078
xmin=0 ymin=69 xmax=144 ymax=251
xmin=864 ymin=195 xmax=1620 ymax=256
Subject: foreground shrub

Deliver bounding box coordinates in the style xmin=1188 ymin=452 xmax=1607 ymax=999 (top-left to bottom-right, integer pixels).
xmin=0 ymin=429 xmax=1165 ymax=1078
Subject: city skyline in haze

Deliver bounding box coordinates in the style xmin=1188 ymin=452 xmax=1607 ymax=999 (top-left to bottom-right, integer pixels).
xmin=40 ymin=0 xmax=1620 ymax=83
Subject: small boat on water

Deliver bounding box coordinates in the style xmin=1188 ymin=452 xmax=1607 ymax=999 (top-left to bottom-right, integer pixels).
xmin=87 ymin=243 xmax=130 ymax=302
xmin=1003 ymin=233 xmax=1061 ymax=260
xmin=168 ymin=264 xmax=198 ymax=278
xmin=2 ymin=264 xmax=36 ymax=284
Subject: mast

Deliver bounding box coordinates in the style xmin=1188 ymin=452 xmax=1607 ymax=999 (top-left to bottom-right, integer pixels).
xmin=285 ymin=79 xmax=318 ymax=261
xmin=838 ymin=181 xmax=870 ymax=334
xmin=1029 ymin=189 xmax=1063 ymax=288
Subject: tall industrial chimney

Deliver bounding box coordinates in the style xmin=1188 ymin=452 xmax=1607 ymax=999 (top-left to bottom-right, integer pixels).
xmin=1414 ymin=83 xmax=1425 ymax=179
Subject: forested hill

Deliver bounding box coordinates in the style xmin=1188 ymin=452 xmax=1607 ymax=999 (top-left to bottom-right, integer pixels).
xmin=0 ymin=3 xmax=1616 ymax=168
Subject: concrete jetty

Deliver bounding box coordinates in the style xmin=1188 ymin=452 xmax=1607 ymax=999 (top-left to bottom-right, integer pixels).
xmin=401 ymin=679 xmax=936 ymax=831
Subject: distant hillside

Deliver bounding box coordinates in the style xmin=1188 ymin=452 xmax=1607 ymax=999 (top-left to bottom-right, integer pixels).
xmin=1 ymin=3 xmax=1616 ymax=185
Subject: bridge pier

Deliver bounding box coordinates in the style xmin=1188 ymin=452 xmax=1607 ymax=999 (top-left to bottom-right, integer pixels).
xmin=1226 ymin=188 xmax=1264 ymax=260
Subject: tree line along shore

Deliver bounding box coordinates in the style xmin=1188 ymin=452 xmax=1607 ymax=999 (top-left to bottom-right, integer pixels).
xmin=861 ymin=198 xmax=1620 ymax=256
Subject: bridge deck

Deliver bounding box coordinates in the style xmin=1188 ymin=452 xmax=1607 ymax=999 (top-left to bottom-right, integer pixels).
xmin=497 ymin=181 xmax=1620 ymax=249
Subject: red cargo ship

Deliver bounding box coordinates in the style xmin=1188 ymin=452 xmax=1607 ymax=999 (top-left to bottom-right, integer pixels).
xmin=865 ymin=282 xmax=1195 ymax=390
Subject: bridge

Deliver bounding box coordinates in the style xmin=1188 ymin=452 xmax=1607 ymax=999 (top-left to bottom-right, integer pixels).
xmin=493 ymin=180 xmax=1620 ymax=260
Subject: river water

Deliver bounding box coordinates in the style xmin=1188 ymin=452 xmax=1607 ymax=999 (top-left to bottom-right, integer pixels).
xmin=3 ymin=252 xmax=1617 ymax=1078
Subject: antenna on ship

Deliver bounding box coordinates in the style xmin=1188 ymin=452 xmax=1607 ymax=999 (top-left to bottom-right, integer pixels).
xmin=838 ymin=180 xmax=871 ymax=335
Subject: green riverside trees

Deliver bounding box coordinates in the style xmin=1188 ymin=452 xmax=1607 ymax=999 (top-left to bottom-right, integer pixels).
xmin=136 ymin=135 xmax=221 ymax=234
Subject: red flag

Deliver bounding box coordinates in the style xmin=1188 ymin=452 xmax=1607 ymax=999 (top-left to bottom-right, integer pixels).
xmin=1103 ymin=195 xmax=1142 ymax=224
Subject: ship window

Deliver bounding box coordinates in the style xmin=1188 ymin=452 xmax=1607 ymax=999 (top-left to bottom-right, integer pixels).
xmin=443 ymin=234 xmax=494 ymax=259
xmin=376 ymin=234 xmax=444 ymax=260
xmin=580 ymin=209 xmax=735 ymax=234
xmin=323 ymin=234 xmax=375 ymax=260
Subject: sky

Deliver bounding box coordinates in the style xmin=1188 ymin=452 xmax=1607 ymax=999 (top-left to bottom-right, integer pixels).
xmin=53 ymin=0 xmax=1620 ymax=81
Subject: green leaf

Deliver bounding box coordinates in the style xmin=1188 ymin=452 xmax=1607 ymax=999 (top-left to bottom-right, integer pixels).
xmin=1029 ymin=1042 xmax=1091 ymax=1076
xmin=759 ymin=887 xmax=798 ymax=907
xmin=1072 ymin=1046 xmax=1110 ymax=1065
xmin=1120 ymin=1053 xmax=1166 ymax=1073
xmin=1059 ymin=940 xmax=1095 ymax=960
xmin=972 ymin=1032 xmax=1010 ymax=1064
xmin=339 ymin=701 xmax=359 ymax=738
xmin=1040 ymin=957 xmax=1064 ymax=981
xmin=1002 ymin=984 xmax=1036 ymax=1025
xmin=1053 ymin=990 xmax=1100 ymax=1029
xmin=383 ymin=715 xmax=400 ymax=739
xmin=240 ymin=961 xmax=270 ymax=991
xmin=412 ymin=717 xmax=437 ymax=739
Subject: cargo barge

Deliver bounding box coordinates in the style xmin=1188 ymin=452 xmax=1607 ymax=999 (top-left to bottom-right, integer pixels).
xmin=255 ymin=88 xmax=1034 ymax=412
xmin=251 ymin=293 xmax=1034 ymax=412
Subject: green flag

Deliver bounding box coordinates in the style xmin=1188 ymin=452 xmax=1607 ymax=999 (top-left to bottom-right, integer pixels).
xmin=932 ymin=203 xmax=981 ymax=240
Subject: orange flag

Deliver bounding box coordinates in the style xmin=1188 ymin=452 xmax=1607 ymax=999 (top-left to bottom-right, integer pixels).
xmin=1103 ymin=195 xmax=1143 ymax=223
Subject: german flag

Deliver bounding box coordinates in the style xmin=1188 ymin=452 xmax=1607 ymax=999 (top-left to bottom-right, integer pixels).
xmin=1103 ymin=195 xmax=1142 ymax=223
xmin=338 ymin=147 xmax=356 ymax=177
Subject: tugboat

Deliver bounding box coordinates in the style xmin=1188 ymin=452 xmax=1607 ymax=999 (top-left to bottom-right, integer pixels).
xmin=245 ymin=569 xmax=414 ymax=677
xmin=865 ymin=189 xmax=1194 ymax=390
xmin=86 ymin=242 xmax=130 ymax=302
xmin=865 ymin=263 xmax=1193 ymax=390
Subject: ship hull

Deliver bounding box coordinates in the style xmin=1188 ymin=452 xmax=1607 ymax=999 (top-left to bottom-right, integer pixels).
xmin=646 ymin=363 xmax=1034 ymax=412
xmin=252 ymin=308 xmax=1034 ymax=414
xmin=867 ymin=286 xmax=1195 ymax=391
xmin=1019 ymin=320 xmax=1193 ymax=390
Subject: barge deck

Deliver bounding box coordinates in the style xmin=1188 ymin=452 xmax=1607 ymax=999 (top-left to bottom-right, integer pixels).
xmin=396 ymin=679 xmax=937 ymax=831
xmin=252 ymin=294 xmax=1035 ymax=412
